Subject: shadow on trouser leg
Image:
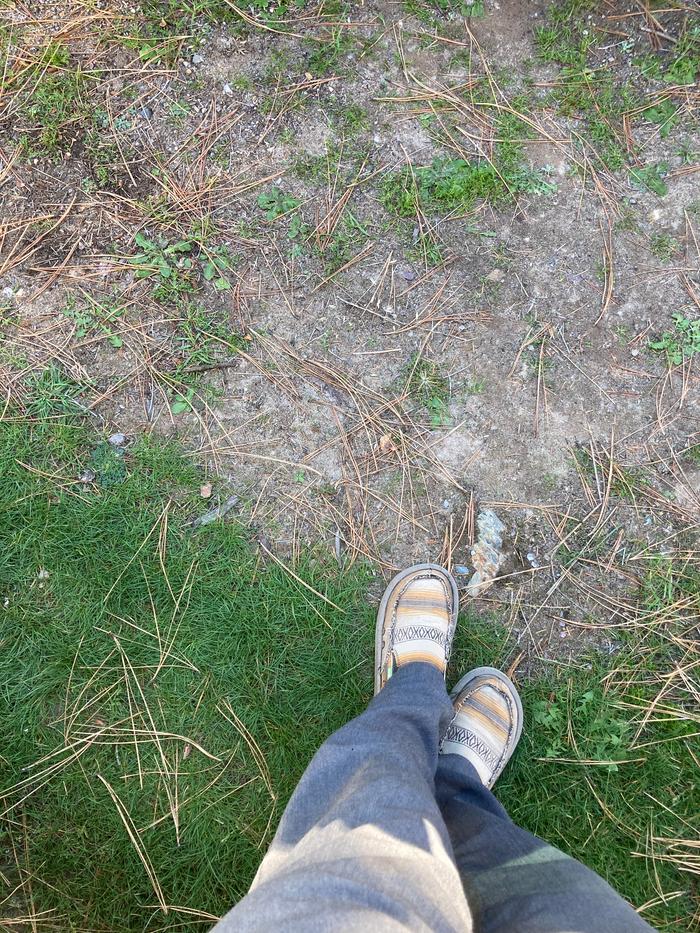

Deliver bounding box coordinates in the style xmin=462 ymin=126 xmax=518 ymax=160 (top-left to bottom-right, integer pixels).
xmin=435 ymin=753 xmax=655 ymax=933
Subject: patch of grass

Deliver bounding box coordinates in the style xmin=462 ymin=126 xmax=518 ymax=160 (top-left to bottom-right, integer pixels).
xmin=383 ymin=158 xmax=504 ymax=217
xmin=408 ymin=230 xmax=444 ymax=268
xmin=334 ymin=103 xmax=369 ymax=137
xmin=664 ymin=25 xmax=700 ymax=86
xmin=649 ymin=233 xmax=678 ymax=262
xmin=318 ymin=211 xmax=370 ymax=274
xmin=23 ymin=363 xmax=86 ymax=418
xmin=128 ymin=0 xmax=302 ymax=63
xmin=0 ymin=411 xmax=374 ymax=929
xmin=83 ymin=110 xmax=125 ymax=188
xmin=167 ymin=301 xmax=244 ymax=412
xmin=534 ymin=4 xmax=647 ymax=172
xmin=401 ymin=352 xmax=450 ymax=425
xmin=534 ymin=0 xmax=596 ymax=67
xmin=649 ymin=314 xmax=700 ymax=366
xmin=15 ymin=42 xmax=89 ymax=157
xmin=0 ymin=411 xmax=696 ymax=930
xmin=61 ymin=293 xmax=125 ymax=348
xmin=382 ymin=104 xmax=554 ymax=220
xmin=403 ymin=0 xmax=484 ymax=27
xmin=547 ymin=70 xmax=635 ymax=171
xmin=306 ymin=28 xmax=355 ymax=76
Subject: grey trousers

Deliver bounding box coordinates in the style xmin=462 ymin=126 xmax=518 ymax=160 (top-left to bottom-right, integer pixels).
xmin=215 ymin=662 xmax=654 ymax=932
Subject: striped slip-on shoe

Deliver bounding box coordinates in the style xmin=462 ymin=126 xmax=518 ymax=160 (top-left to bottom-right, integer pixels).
xmin=374 ymin=563 xmax=459 ymax=695
xmin=440 ymin=666 xmax=523 ymax=788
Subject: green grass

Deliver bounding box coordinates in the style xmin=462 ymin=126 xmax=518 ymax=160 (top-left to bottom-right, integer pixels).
xmin=61 ymin=293 xmax=125 ymax=348
xmin=14 ymin=42 xmax=89 ymax=157
xmin=403 ymin=0 xmax=484 ymax=27
xmin=168 ymin=300 xmax=244 ymax=411
xmin=382 ymin=104 xmax=555 ymax=221
xmin=0 ymin=413 xmax=375 ymax=929
xmin=649 ymin=233 xmax=678 ymax=262
xmin=306 ymin=28 xmax=355 ymax=76
xmin=401 ymin=352 xmax=451 ymax=425
xmin=126 ymin=0 xmax=305 ymax=63
xmin=649 ymin=313 xmax=700 ymax=366
xmin=0 ymin=407 xmax=697 ymax=929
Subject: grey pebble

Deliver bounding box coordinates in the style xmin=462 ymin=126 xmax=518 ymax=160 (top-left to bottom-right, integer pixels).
xmin=108 ymin=432 xmax=126 ymax=446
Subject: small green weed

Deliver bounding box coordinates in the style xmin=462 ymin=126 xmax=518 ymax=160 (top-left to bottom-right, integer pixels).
xmin=166 ymin=302 xmax=244 ymax=412
xmin=24 ymin=364 xmax=85 ymax=418
xmin=201 ymin=244 xmax=237 ymax=291
xmin=464 ymin=378 xmax=485 ymax=395
xmin=16 ymin=42 xmax=88 ymax=157
xmin=319 ymin=211 xmax=369 ymax=273
xmin=129 ymin=233 xmax=196 ymax=301
xmin=649 ymin=314 xmax=700 ymax=366
xmin=257 ymin=187 xmax=301 ymax=220
xmin=629 ymin=162 xmax=669 ymax=197
xmin=643 ymin=99 xmax=678 ymax=139
xmin=306 ymin=28 xmax=355 ymax=76
xmin=61 ymin=294 xmax=125 ymax=348
xmin=401 ymin=353 xmax=450 ymax=425
xmin=649 ymin=233 xmax=677 ymax=262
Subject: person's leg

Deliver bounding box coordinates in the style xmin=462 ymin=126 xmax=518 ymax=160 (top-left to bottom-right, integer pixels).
xmin=214 ymin=565 xmax=472 ymax=933
xmin=435 ymin=669 xmax=654 ymax=933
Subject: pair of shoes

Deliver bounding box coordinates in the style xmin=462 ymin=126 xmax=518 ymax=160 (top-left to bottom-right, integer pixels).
xmin=375 ymin=564 xmax=523 ymax=789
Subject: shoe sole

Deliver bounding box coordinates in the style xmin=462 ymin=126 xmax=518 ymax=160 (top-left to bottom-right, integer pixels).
xmin=449 ymin=666 xmax=524 ymax=786
xmin=374 ymin=563 xmax=459 ymax=695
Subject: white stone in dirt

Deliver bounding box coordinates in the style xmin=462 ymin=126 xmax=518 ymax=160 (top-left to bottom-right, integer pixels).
xmin=108 ymin=432 xmax=126 ymax=446
xmin=465 ymin=509 xmax=506 ymax=598
xmin=192 ymin=53 xmax=204 ymax=65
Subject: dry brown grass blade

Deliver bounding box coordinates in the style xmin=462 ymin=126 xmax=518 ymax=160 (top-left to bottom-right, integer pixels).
xmin=97 ymin=775 xmax=167 ymax=912
xmin=217 ymin=700 xmax=276 ymax=803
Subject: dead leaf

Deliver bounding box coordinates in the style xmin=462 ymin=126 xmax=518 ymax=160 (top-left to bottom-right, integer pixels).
xmin=200 ymin=483 xmax=212 ymax=499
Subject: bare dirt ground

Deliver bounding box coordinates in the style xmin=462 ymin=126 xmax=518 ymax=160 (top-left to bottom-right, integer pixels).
xmin=1 ymin=0 xmax=699 ymax=668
